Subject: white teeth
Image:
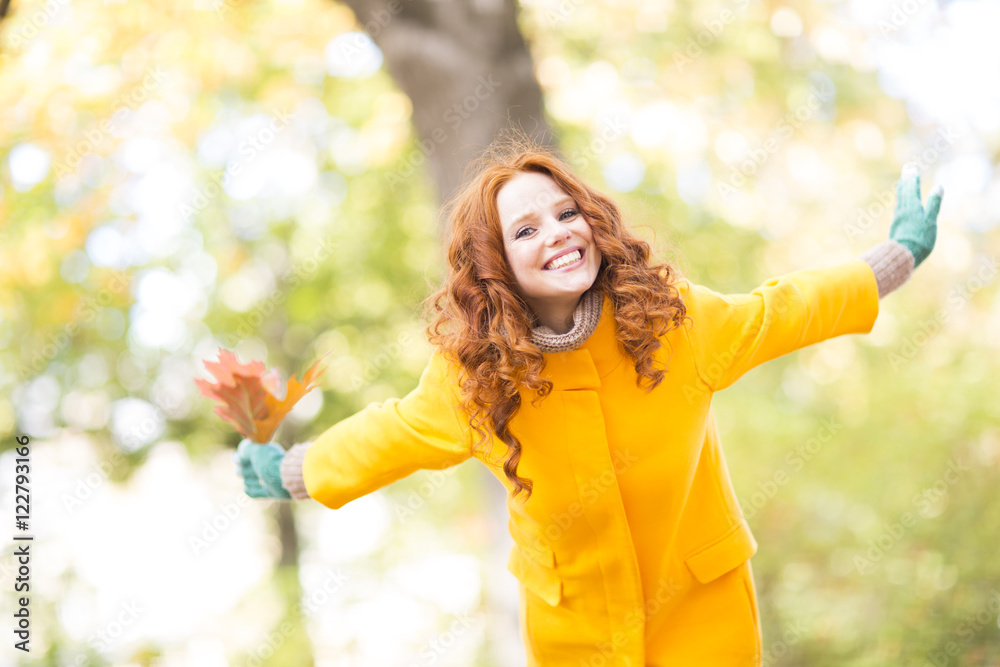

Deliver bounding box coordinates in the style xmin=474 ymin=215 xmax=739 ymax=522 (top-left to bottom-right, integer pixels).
xmin=544 ymin=250 xmax=582 ymax=270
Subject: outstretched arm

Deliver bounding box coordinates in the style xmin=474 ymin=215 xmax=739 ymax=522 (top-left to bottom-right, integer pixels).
xmin=682 ymin=163 xmax=944 ymax=392
xmin=275 ymin=348 xmax=473 ymax=508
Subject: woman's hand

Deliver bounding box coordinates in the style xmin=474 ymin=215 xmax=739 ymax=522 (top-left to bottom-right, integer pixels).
xmin=889 ymin=162 xmax=944 ymax=269
xmin=233 ymin=439 xmax=292 ymax=499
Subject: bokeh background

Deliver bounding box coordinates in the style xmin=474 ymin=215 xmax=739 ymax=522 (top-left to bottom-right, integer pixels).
xmin=1 ymin=0 xmax=999 ymax=664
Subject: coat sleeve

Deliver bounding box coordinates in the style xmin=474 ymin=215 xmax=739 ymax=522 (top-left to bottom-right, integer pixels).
xmin=302 ymin=347 xmax=474 ymax=509
xmin=681 ymin=258 xmax=880 ymax=392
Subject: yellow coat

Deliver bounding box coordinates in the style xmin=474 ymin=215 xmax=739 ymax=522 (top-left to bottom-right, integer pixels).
xmin=302 ymin=259 xmax=880 ymax=666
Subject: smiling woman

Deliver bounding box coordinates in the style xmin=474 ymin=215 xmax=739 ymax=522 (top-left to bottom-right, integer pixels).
xmin=237 ymin=134 xmax=943 ymax=665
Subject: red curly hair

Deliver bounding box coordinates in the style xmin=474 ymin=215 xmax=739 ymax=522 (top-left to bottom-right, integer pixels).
xmin=420 ymin=134 xmax=691 ymax=503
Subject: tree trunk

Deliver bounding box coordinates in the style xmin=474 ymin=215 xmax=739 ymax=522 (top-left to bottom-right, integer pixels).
xmin=338 ymin=0 xmax=554 ymax=233
xmin=276 ymin=499 xmax=300 ymax=568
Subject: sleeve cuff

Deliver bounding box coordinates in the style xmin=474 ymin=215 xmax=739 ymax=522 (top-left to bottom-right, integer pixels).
xmin=280 ymin=442 xmax=312 ymax=500
xmin=858 ymin=240 xmax=915 ymax=299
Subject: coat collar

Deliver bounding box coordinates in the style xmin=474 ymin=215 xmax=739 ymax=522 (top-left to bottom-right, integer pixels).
xmin=536 ymin=293 xmax=625 ymax=391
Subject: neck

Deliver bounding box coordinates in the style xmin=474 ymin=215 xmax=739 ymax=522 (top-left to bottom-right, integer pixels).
xmin=535 ymin=297 xmax=581 ymax=334
xmin=531 ymin=288 xmax=604 ymax=353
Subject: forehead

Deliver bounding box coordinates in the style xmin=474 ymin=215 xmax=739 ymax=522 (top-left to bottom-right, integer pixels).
xmin=496 ymin=171 xmax=572 ymax=228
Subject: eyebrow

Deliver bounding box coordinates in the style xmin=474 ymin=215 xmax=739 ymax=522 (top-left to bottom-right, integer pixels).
xmin=507 ymin=196 xmax=576 ymax=234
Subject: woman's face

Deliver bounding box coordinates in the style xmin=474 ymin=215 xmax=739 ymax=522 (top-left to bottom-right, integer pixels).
xmin=497 ymin=171 xmax=602 ymax=319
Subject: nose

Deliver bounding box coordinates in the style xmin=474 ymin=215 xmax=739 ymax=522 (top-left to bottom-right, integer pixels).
xmin=542 ymin=215 xmax=572 ymax=246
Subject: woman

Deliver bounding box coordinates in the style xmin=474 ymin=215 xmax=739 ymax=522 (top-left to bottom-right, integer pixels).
xmin=236 ymin=138 xmax=943 ymax=665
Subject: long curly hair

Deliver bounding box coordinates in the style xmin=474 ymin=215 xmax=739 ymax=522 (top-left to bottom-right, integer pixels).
xmin=421 ymin=134 xmax=691 ymax=504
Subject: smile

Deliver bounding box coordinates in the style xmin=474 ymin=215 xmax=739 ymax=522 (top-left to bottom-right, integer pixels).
xmin=543 ymin=248 xmax=585 ymax=271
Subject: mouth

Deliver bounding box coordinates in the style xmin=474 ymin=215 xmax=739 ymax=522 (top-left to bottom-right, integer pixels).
xmin=542 ymin=247 xmax=585 ymax=271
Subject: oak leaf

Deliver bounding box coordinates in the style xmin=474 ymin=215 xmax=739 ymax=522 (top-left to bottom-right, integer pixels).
xmin=195 ymin=348 xmax=330 ymax=443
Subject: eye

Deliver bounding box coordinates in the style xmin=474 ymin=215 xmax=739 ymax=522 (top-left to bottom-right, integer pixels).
xmin=514 ymin=208 xmax=578 ymax=239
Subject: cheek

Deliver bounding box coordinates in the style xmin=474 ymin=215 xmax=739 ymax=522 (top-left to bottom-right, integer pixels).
xmin=510 ymin=246 xmax=538 ymax=270
xmin=507 ymin=258 xmax=522 ymax=276
xmin=589 ymin=244 xmax=602 ymax=266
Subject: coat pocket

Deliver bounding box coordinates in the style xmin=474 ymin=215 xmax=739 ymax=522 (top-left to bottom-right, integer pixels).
xmin=684 ymin=517 xmax=758 ymax=584
xmin=507 ymin=517 xmax=561 ymax=606
xmin=508 ymin=545 xmax=562 ymax=607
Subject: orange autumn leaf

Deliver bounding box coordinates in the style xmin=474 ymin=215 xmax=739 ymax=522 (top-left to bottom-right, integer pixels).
xmin=195 ymin=348 xmax=330 ymax=443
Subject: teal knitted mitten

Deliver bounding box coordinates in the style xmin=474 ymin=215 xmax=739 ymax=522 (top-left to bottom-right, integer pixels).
xmin=234 ymin=439 xmax=292 ymax=499
xmin=889 ymin=162 xmax=944 ymax=268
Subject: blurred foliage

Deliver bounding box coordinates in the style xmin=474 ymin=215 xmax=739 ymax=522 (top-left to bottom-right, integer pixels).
xmin=1 ymin=0 xmax=999 ymax=664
